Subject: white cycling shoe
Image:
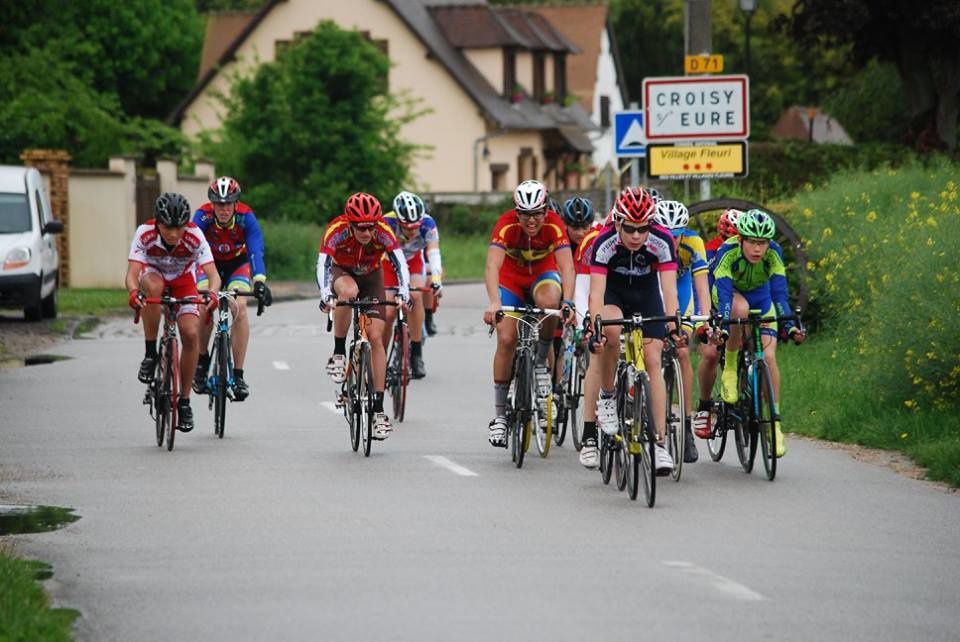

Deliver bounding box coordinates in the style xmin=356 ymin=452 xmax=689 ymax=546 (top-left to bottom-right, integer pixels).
xmin=597 ymin=396 xmax=619 ymax=435
xmin=579 ymin=437 xmax=599 ymax=469
xmin=373 ymin=413 xmax=392 ymax=440
xmin=654 ymin=444 xmax=674 ymax=475
xmin=488 ymin=416 xmax=508 ymax=448
xmin=326 ymin=354 xmax=346 ymax=384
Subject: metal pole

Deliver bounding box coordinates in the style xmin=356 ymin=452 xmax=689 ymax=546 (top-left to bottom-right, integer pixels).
xmin=686 ymin=0 xmax=712 ymax=201
xmin=745 ymin=11 xmax=753 ymax=78
xmin=629 ymin=101 xmax=640 ymax=187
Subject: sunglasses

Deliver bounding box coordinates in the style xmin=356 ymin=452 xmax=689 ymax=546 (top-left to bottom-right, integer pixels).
xmin=517 ymin=209 xmax=546 ymax=219
xmin=620 ymin=222 xmax=650 ymax=235
xmin=351 ymin=223 xmax=376 ymax=231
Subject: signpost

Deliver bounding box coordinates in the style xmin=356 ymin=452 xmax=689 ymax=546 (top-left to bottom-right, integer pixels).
xmin=642 ymin=75 xmax=749 ymax=142
xmin=613 ymin=110 xmax=646 ymax=157
xmin=684 ymin=54 xmax=723 ymax=74
xmin=646 ymin=142 xmax=747 ymax=180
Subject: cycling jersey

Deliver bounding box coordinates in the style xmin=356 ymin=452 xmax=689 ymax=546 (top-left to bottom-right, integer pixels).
xmin=128 ymin=219 xmax=214 ymax=281
xmin=589 ymin=223 xmax=677 ymax=284
xmin=672 ymin=229 xmax=709 ymax=319
xmin=383 ymin=212 xmax=439 ymax=261
xmin=704 ymin=234 xmax=728 ymax=262
xmin=712 ymin=237 xmax=792 ymax=330
xmin=490 ymin=209 xmax=570 ymax=274
xmin=316 ymin=215 xmax=408 ymax=300
xmin=192 ymin=202 xmax=266 ymax=278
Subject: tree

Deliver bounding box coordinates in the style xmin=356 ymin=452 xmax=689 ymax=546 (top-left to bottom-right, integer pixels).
xmin=778 ymin=0 xmax=960 ymax=150
xmin=205 ymin=20 xmax=419 ymax=221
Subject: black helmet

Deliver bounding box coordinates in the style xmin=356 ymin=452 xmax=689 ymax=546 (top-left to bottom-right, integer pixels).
xmin=155 ymin=192 xmax=191 ymax=227
xmin=562 ymin=196 xmax=594 ymax=227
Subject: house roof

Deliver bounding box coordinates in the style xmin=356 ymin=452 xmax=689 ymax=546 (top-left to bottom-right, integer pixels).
xmin=197 ymin=10 xmax=257 ymax=80
xmin=169 ymin=0 xmax=595 ymax=137
xmin=528 ymin=4 xmax=626 ymax=111
xmin=770 ymin=106 xmax=853 ymax=144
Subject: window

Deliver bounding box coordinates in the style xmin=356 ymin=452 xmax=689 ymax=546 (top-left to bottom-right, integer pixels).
xmin=0 ymin=193 xmax=31 ymax=233
xmin=600 ymin=96 xmax=611 ymax=128
xmin=35 ymin=189 xmax=49 ymax=226
xmin=517 ymin=148 xmax=535 ymax=183
xmin=553 ymin=54 xmax=567 ymax=102
xmin=503 ymin=48 xmax=517 ymax=97
xmin=490 ymin=164 xmax=509 ymax=192
xmin=533 ymin=52 xmax=545 ymax=102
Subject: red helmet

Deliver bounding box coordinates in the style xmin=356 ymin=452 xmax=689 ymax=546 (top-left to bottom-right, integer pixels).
xmin=718 ymin=208 xmax=742 ymax=239
xmin=208 ymin=176 xmax=241 ymax=204
xmin=614 ymin=187 xmax=655 ymax=224
xmin=344 ymin=192 xmax=382 ymax=224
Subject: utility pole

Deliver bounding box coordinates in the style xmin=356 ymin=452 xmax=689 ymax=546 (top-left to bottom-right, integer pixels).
xmin=685 ymin=0 xmax=712 ymax=202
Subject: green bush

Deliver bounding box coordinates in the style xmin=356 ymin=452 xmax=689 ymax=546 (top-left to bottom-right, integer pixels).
xmin=261 ymin=221 xmax=324 ymax=281
xmin=822 ymin=60 xmax=906 ymax=144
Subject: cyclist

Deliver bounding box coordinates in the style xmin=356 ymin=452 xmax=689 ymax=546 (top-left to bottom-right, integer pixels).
xmin=560 ymin=196 xmax=598 ymax=322
xmin=191 ymin=177 xmax=272 ymax=401
xmin=382 ymin=191 xmax=443 ymax=379
xmin=705 ymin=208 xmax=742 ymax=261
xmin=579 ymin=187 xmax=680 ymax=474
xmin=317 ymin=192 xmax=410 ymax=440
xmin=710 ymin=209 xmax=806 ymax=456
xmin=126 ymin=192 xmax=221 ymax=433
xmin=653 ymin=199 xmax=710 ymax=464
xmin=483 ymin=180 xmax=576 ymax=447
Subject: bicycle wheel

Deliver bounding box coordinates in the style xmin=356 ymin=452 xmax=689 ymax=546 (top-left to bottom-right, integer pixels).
xmin=213 ymin=332 xmax=229 ymax=439
xmin=756 ymin=362 xmax=778 ymax=481
xmin=165 ymin=339 xmax=179 ymax=452
xmin=153 ymin=348 xmax=166 ymax=447
xmin=632 ymin=371 xmax=656 ymax=507
xmin=360 ymin=343 xmax=374 ymax=457
xmin=600 ymin=432 xmax=614 ymax=485
xmin=734 ymin=358 xmax=757 ymax=473
xmin=534 ymin=377 xmax=553 ymax=458
xmin=347 ymin=351 xmax=361 ymax=453
xmin=663 ymin=356 xmax=685 ymax=482
xmin=706 ymin=351 xmax=727 ymax=461
xmin=387 ymin=321 xmax=409 ymax=423
xmin=512 ymin=356 xmax=530 ymax=469
xmin=613 ymin=375 xmax=628 ymax=491
xmin=570 ymin=352 xmax=586 ymax=451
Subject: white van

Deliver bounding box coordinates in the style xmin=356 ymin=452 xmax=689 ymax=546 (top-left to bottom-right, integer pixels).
xmin=0 ymin=165 xmax=63 ymax=320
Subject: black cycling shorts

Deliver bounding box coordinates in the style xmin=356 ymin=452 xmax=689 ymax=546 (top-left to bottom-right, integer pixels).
xmin=603 ymin=279 xmax=667 ymax=339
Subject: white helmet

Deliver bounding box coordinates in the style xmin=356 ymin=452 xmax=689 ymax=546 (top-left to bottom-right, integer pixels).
xmin=392 ymin=191 xmax=425 ymax=225
xmin=513 ymin=180 xmax=548 ymax=212
xmin=654 ymin=200 xmax=689 ymax=230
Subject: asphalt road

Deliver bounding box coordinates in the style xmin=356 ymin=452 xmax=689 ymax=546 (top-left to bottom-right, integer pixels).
xmin=1 ymin=284 xmax=958 ymax=641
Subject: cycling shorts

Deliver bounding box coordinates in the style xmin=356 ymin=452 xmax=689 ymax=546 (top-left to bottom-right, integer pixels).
xmin=712 ymin=287 xmax=778 ymax=338
xmin=499 ymin=270 xmax=561 ymax=311
xmin=383 ymin=251 xmax=425 ymax=288
xmin=331 ymin=265 xmax=386 ymax=320
xmin=603 ymin=279 xmax=667 ymax=339
xmin=140 ymin=267 xmax=200 ymax=318
xmin=197 ymin=255 xmax=252 ymax=293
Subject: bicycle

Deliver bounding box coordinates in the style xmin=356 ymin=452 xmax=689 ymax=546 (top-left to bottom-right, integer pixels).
xmin=136 ymin=292 xmax=208 ymax=452
xmin=201 ymin=289 xmax=265 ymax=439
xmin=328 ymin=298 xmax=398 ymax=457
xmin=661 ymin=333 xmax=686 ymax=482
xmin=493 ymin=305 xmax=562 ymax=468
xmin=712 ymin=309 xmax=804 ymax=481
xmin=384 ymin=286 xmax=431 ymax=423
xmin=554 ymin=320 xmax=589 ymax=450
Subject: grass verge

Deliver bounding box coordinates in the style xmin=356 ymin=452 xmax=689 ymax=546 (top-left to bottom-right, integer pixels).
xmin=0 ymin=550 xmax=78 ymax=641
xmin=59 ymin=288 xmax=126 ymax=317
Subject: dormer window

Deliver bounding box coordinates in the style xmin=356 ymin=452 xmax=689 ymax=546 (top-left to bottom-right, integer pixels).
xmin=503 ymin=48 xmax=517 ymax=98
xmin=533 ymin=51 xmax=545 ymax=102
xmin=553 ymin=53 xmax=567 ymax=103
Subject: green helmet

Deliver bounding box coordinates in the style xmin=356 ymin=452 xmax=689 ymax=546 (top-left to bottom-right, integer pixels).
xmin=737 ymin=209 xmax=776 ymax=239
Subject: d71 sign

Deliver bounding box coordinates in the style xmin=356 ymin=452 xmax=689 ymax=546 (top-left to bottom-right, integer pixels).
xmin=643 ymin=75 xmax=749 ymax=142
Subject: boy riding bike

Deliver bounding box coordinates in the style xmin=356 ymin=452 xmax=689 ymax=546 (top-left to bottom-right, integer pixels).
xmin=579 ymin=187 xmax=680 ymax=473
xmin=382 ymin=191 xmax=443 ymax=379
xmin=708 ymin=209 xmax=806 ymax=456
xmin=192 ymin=177 xmax=272 ymax=401
xmin=483 ymin=180 xmax=576 ymax=447
xmin=126 ymin=193 xmax=221 ymax=433
xmin=317 ymin=192 xmax=411 ymax=440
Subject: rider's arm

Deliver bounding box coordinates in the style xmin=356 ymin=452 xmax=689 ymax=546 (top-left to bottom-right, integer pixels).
xmin=554 ymin=244 xmax=576 ymax=303
xmin=386 ymin=247 xmax=410 ymax=298
xmin=484 ymin=245 xmax=506 ymax=307
xmin=316 ymin=252 xmax=334 ymax=300
xmin=712 ymin=250 xmax=737 ymax=321
xmin=587 ymin=270 xmax=606 ymax=324
xmin=200 ymin=260 xmax=222 ymax=294
xmin=125 ymin=260 xmax=144 ymax=292
xmin=241 ymin=211 xmax=267 ymax=281
xmin=659 ymin=268 xmax=680 ymax=329
xmin=766 ymin=250 xmax=793 ymax=329
xmin=426 ymin=240 xmax=442 ymax=284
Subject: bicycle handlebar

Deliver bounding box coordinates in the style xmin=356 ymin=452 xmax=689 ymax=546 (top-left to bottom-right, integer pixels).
xmin=205 ymin=289 xmax=266 ymax=317
xmin=322 ymin=298 xmax=399 ymax=332
xmin=133 ymin=294 xmax=208 ymax=324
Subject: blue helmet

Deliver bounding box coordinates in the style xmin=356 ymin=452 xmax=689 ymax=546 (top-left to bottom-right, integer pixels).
xmin=562 ymin=196 xmax=594 ymax=227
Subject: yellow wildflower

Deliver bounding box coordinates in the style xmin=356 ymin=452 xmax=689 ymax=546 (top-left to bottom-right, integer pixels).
xmin=866 ymin=211 xmax=877 ymax=222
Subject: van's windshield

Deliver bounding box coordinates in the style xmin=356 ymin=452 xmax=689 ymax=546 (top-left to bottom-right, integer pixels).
xmin=0 ymin=193 xmax=31 ymax=233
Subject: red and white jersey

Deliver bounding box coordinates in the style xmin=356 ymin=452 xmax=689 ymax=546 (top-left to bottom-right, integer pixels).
xmin=128 ymin=220 xmax=215 ymax=281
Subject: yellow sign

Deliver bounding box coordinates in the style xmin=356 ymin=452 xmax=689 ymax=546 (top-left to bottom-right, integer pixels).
xmin=647 ymin=142 xmax=747 ymax=179
xmin=684 ymin=54 xmax=724 ymax=74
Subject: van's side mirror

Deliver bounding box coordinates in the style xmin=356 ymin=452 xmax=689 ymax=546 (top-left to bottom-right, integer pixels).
xmin=43 ymin=221 xmax=64 ymax=234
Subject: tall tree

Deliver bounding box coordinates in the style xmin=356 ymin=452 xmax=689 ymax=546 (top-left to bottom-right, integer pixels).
xmin=206 ymin=20 xmax=420 ymax=221
xmin=778 ymin=0 xmax=960 ymax=150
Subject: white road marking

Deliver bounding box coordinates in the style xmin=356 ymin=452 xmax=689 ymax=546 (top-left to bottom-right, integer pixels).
xmin=424 ymin=455 xmax=478 ymax=477
xmin=320 ymin=401 xmax=340 ymax=414
xmin=272 ymin=361 xmax=290 ymax=370
xmin=662 ymin=561 xmax=766 ymax=601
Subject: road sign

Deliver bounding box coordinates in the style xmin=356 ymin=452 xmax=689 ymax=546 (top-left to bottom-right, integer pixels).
xmin=646 ymin=142 xmax=748 ymax=180
xmin=643 ymin=75 xmax=749 ymax=142
xmin=684 ymin=54 xmax=724 ymax=74
xmin=613 ymin=110 xmax=646 ymax=157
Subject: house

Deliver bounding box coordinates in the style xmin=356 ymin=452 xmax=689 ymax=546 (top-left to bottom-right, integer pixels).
xmin=770 ymin=106 xmax=853 ymax=145
xmin=170 ymin=0 xmax=625 ymax=194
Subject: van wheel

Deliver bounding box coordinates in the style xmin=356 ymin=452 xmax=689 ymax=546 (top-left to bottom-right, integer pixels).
xmin=25 ymin=298 xmax=42 ymax=321
xmin=41 ymin=276 xmax=58 ymax=319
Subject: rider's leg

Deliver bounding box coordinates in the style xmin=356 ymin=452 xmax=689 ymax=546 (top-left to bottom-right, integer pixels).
xmin=139 ymin=271 xmax=164 ymax=345
xmin=368 ymin=317 xmax=388 ymax=392
xmin=720 ymin=293 xmax=749 ymax=402
xmin=177 ymin=313 xmax=201 ymax=400
xmin=643 ymin=338 xmax=666 ymax=441
xmin=532 ymin=279 xmax=561 ymax=366
xmin=409 ymin=276 xmax=426 ymax=343
xmin=231 ymin=294 xmax=249 ymax=369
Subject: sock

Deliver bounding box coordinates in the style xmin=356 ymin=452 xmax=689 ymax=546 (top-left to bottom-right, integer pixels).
xmin=234 ymin=368 xmax=244 ymax=380
xmin=494 ymin=381 xmax=510 ymax=417
xmin=145 ymin=340 xmax=157 ymax=359
xmin=600 ymin=388 xmax=614 ymax=399
xmin=334 ymin=337 xmax=346 ymax=355
xmin=724 ymin=349 xmax=739 ymax=373
xmin=583 ymin=420 xmax=598 ymax=441
xmin=425 ymin=309 xmax=434 ymax=323
xmin=536 ymin=339 xmax=551 ymax=365
xmin=411 ymin=340 xmax=422 ymax=357
xmin=698 ymin=399 xmax=711 ymax=411
xmin=198 ymin=352 xmax=209 ymax=364
xmin=373 ymin=392 xmax=384 ymax=413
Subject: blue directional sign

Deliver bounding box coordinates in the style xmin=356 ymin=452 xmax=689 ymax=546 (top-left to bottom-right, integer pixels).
xmin=614 ymin=110 xmax=646 ymax=157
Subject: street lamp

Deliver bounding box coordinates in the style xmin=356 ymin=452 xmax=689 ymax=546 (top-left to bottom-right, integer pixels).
xmin=739 ymin=0 xmax=758 ymax=78
xmin=473 ymin=130 xmax=507 ymax=192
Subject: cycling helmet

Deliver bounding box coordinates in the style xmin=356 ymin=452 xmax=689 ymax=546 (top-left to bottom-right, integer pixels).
xmin=208 ymin=176 xmax=241 ymax=204
xmin=646 ymin=187 xmax=663 ymax=204
xmin=562 ymin=196 xmax=595 ymax=227
xmin=654 ymin=200 xmax=689 ymax=230
xmin=513 ymin=180 xmax=548 ymax=212
xmin=393 ymin=191 xmax=425 ymax=226
xmin=717 ymin=208 xmax=742 ymax=238
xmin=613 ymin=187 xmax=655 ymax=224
xmin=154 ymin=192 xmax=191 ymax=227
xmin=344 ymin=192 xmax=383 ymax=224
xmin=737 ymin=208 xmax=776 ymax=239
